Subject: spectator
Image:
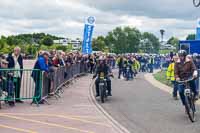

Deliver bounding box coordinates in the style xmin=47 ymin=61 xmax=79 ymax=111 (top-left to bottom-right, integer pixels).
xmin=166 ymin=56 xmax=179 ymax=100
xmin=6 ymin=46 xmax=24 ymax=103
xmin=31 ymin=51 xmax=49 ymax=104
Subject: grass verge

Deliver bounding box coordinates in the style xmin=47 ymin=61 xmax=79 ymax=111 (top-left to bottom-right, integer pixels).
xmin=153 ymin=70 xmax=172 ymax=87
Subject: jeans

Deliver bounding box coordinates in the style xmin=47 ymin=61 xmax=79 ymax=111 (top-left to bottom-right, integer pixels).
xmin=171 ymin=81 xmax=178 ymax=97
xmin=178 ymin=80 xmax=197 ymax=105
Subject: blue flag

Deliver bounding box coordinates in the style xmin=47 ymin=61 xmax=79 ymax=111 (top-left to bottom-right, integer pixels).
xmin=82 ymin=16 xmax=95 ymax=54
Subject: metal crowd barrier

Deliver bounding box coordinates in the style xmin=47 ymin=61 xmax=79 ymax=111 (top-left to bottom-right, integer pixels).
xmin=41 ymin=62 xmax=88 ymax=103
xmin=0 ymin=69 xmax=42 ymax=107
xmin=0 ymin=62 xmax=88 ymax=108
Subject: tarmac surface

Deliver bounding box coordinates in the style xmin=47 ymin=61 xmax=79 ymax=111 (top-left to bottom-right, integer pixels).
xmin=99 ymin=71 xmax=200 ymax=133
xmin=0 ymin=75 xmax=120 ymax=133
xmin=0 ymin=60 xmax=120 ymax=133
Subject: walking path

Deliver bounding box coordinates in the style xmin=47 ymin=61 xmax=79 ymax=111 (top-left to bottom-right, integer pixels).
xmin=0 ymin=75 xmax=120 ymax=133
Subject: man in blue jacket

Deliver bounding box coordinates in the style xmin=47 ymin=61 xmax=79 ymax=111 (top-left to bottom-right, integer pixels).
xmin=31 ymin=51 xmax=49 ymax=104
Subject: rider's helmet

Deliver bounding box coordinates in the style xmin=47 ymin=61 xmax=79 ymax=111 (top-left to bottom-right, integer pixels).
xmin=178 ymin=50 xmax=187 ymax=57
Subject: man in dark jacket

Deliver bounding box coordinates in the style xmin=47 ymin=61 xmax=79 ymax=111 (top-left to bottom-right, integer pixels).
xmin=175 ymin=50 xmax=198 ymax=107
xmin=93 ymin=57 xmax=113 ymax=97
xmin=6 ymin=47 xmax=23 ymax=103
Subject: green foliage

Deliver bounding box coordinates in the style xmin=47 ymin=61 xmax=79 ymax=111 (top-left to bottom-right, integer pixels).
xmin=186 ymin=34 xmax=196 ymax=40
xmin=54 ymin=45 xmax=67 ymax=51
xmin=0 ymin=33 xmax=65 ymax=55
xmin=104 ymin=26 xmax=142 ymax=54
xmin=40 ymin=36 xmax=53 ymax=46
xmin=93 ymin=26 xmax=160 ymax=54
xmin=92 ymin=36 xmax=106 ymax=51
xmin=167 ymin=36 xmax=179 ymax=51
xmin=142 ymin=32 xmax=160 ymax=53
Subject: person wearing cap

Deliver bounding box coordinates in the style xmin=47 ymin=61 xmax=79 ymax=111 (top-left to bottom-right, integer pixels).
xmin=6 ymin=46 xmax=23 ymax=103
xmin=175 ymin=50 xmax=198 ymax=108
xmin=31 ymin=51 xmax=49 ymax=104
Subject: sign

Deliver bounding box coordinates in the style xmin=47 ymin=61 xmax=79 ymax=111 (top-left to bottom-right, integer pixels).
xmin=82 ymin=16 xmax=95 ymax=54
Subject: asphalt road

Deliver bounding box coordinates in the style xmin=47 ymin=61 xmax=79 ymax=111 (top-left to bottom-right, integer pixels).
xmin=100 ymin=72 xmax=200 ymax=133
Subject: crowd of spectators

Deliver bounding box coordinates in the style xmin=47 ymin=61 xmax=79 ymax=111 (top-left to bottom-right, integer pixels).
xmin=1 ymin=46 xmax=192 ymax=108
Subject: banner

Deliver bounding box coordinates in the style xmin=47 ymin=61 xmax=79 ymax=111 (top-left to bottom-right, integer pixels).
xmin=82 ymin=16 xmax=95 ymax=54
xmin=196 ymin=18 xmax=200 ymax=40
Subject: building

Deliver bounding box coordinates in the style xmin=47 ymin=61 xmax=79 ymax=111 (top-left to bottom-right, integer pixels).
xmin=179 ymin=19 xmax=200 ymax=54
xmin=160 ymin=41 xmax=176 ymax=50
xmin=53 ymin=38 xmax=82 ymax=50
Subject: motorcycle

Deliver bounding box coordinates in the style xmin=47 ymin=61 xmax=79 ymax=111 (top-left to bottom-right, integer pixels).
xmin=98 ymin=72 xmax=108 ymax=103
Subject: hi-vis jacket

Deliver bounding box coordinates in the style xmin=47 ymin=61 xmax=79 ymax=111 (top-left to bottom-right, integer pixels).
xmin=166 ymin=62 xmax=175 ymax=81
xmin=132 ymin=60 xmax=140 ymax=71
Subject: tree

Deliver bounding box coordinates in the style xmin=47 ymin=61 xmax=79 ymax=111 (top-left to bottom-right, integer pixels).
xmin=104 ymin=26 xmax=141 ymax=54
xmin=160 ymin=29 xmax=165 ymax=42
xmin=41 ymin=36 xmax=53 ymax=46
xmin=186 ymin=34 xmax=196 ymax=40
xmin=167 ymin=37 xmax=179 ymax=50
xmin=142 ymin=32 xmax=160 ymax=53
xmin=92 ymin=36 xmax=106 ymax=51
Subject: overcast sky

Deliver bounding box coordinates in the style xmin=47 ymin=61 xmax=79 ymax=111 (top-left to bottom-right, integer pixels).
xmin=0 ymin=0 xmax=199 ymax=40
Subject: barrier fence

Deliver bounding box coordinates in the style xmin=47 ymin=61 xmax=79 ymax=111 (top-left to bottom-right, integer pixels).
xmin=41 ymin=62 xmax=88 ymax=103
xmin=0 ymin=69 xmax=42 ymax=104
xmin=0 ymin=62 xmax=88 ymax=108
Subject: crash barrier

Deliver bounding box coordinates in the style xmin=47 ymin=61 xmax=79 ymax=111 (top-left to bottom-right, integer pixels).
xmin=0 ymin=69 xmax=42 ymax=107
xmin=41 ymin=62 xmax=89 ymax=102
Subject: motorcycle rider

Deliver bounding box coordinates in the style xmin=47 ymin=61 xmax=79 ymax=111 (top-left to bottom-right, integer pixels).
xmin=93 ymin=56 xmax=113 ymax=97
xmin=175 ymin=50 xmax=198 ymax=107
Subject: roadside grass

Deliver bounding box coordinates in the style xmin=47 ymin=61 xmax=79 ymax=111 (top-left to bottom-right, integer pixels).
xmin=153 ymin=70 xmax=172 ymax=87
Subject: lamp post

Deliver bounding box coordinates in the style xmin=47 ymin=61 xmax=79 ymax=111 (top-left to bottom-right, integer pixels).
xmin=160 ymin=29 xmax=165 ymax=42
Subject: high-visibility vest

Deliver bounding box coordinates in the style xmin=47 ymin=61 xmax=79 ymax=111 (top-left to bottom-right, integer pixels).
xmin=166 ymin=62 xmax=175 ymax=81
xmin=132 ymin=60 xmax=140 ymax=71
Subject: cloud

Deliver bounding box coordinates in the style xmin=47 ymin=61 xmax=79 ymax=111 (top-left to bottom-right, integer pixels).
xmin=75 ymin=0 xmax=199 ymax=20
xmin=0 ymin=0 xmax=198 ymax=40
